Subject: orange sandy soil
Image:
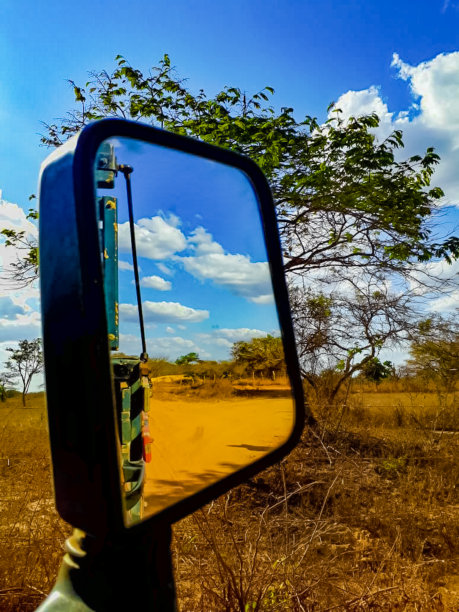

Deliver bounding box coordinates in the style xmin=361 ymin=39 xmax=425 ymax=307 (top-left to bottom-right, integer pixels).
xmin=143 ymin=395 xmax=294 ymax=516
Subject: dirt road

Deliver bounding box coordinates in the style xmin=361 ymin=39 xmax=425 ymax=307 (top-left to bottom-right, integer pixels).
xmin=143 ymin=395 xmax=294 ymax=516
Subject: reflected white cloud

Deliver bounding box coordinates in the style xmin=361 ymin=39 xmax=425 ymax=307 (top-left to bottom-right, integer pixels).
xmin=140 ymin=275 xmax=172 ymax=291
xmin=250 ymin=294 xmax=275 ymax=304
xmin=156 ymin=263 xmax=174 ymax=277
xmin=119 ymin=260 xmax=134 ymax=271
xmin=120 ymin=334 xmax=199 ymax=361
xmin=119 ymin=333 xmax=202 ymax=361
xmin=182 ymin=226 xmax=272 ymax=301
xmin=120 ymin=300 xmax=209 ymax=324
xmin=197 ymin=327 xmax=269 ymax=346
xmin=188 ymin=226 xmax=224 ymax=255
xmin=182 ymin=252 xmax=271 ymax=300
xmin=118 ymin=213 xmax=273 ymax=303
xmin=119 ymin=214 xmax=187 ymax=259
xmin=147 ymin=336 xmax=198 ymax=354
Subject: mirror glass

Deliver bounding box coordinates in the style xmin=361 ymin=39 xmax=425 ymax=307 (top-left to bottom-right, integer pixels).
xmin=95 ymin=137 xmax=295 ymax=525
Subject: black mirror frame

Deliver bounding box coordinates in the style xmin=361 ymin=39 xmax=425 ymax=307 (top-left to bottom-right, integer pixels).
xmin=39 ymin=118 xmax=305 ymax=536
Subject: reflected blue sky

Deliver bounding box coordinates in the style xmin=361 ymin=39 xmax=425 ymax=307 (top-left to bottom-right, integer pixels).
xmin=96 ymin=137 xmax=281 ymax=361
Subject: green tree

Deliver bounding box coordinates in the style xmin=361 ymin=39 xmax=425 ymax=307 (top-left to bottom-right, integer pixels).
xmin=360 ymin=358 xmax=395 ymax=383
xmin=407 ymin=314 xmax=459 ymax=392
xmin=0 ymin=371 xmax=16 ymax=402
xmin=175 ymin=352 xmax=200 ymax=366
xmin=188 ymin=360 xmax=233 ymax=380
xmin=41 ymin=55 xmax=457 ymax=279
xmin=4 ymin=56 xmax=457 ymax=400
xmin=232 ymin=335 xmax=285 ymax=380
xmin=3 ymin=339 xmax=43 ymax=406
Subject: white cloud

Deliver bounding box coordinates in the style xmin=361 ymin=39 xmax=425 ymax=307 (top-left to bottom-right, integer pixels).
xmin=120 ymin=300 xmax=209 ymax=324
xmin=429 ymin=290 xmax=459 ymax=312
xmin=121 ymin=220 xmax=274 ymax=303
xmin=118 ymin=214 xmax=187 ymax=260
xmin=117 ymin=333 xmax=146 ymax=357
xmin=197 ymin=327 xmax=269 ymax=346
xmin=0 ymin=297 xmax=25 ymax=319
xmin=119 ymin=260 xmax=134 ymax=271
xmin=0 ymin=311 xmax=41 ymax=342
xmin=117 ymin=333 xmax=201 ymax=359
xmin=0 ymin=198 xmax=37 ymax=238
xmin=165 ymin=326 xmax=175 ymax=334
xmin=149 ymin=336 xmax=197 ymax=352
xmin=156 ymin=263 xmax=174 ymax=277
xmin=0 ymin=198 xmax=38 ymax=283
xmin=333 ymin=51 xmax=459 ymax=208
xmin=0 ymin=197 xmax=41 ymax=338
xmin=188 ymin=226 xmax=225 ymax=255
xmin=182 ymin=252 xmax=272 ymax=300
xmin=250 ymin=294 xmax=275 ymax=304
xmin=139 ymin=275 xmax=172 ymax=291
xmin=408 ymin=257 xmax=459 ymax=296
xmin=118 ymin=334 xmax=201 ymax=360
xmin=332 ymin=85 xmax=395 ymax=138
xmin=391 ymin=52 xmax=459 ymax=135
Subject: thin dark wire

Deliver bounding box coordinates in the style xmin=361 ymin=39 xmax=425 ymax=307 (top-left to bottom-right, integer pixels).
xmin=119 ymin=164 xmax=148 ymax=361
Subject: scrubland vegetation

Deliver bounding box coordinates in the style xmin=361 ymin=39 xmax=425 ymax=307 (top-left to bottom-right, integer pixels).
xmin=0 ymin=375 xmax=457 ymax=611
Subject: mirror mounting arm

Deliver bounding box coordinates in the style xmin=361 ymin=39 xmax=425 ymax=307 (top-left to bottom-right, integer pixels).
xmin=119 ymin=163 xmax=148 ymax=362
xmin=37 ymin=527 xmax=177 ymax=611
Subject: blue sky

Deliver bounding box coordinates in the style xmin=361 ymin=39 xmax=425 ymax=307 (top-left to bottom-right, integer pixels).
xmin=1 ymin=0 xmax=459 ymax=206
xmin=1 ymin=0 xmax=459 ymax=384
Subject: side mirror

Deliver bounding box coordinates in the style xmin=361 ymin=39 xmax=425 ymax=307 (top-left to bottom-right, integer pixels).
xmin=39 ymin=119 xmax=304 ymax=535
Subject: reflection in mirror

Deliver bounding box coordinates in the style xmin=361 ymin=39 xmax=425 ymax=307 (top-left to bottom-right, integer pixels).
xmin=95 ymin=137 xmax=295 ymax=525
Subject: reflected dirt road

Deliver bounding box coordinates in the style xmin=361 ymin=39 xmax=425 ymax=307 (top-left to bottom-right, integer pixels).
xmin=143 ymin=395 xmax=294 ymax=515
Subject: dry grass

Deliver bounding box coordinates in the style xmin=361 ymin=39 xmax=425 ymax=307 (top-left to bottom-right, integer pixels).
xmin=173 ymin=424 xmax=458 ymax=610
xmin=0 ymin=395 xmax=71 ymax=611
xmin=0 ymin=389 xmax=458 ymax=610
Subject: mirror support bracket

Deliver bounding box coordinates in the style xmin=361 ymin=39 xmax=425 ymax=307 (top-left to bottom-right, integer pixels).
xmin=37 ymin=528 xmax=177 ymax=611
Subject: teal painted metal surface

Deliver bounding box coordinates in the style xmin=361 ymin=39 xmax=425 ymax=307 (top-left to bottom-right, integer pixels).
xmin=100 ymin=196 xmax=119 ymax=351
xmin=112 ymin=358 xmax=146 ymax=523
xmin=130 ymin=413 xmax=142 ymax=439
xmin=95 ymin=141 xmax=117 ymax=188
xmin=97 ymin=153 xmax=147 ymax=523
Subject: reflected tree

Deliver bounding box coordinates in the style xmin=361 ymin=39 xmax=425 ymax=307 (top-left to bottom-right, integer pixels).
xmin=232 ymin=335 xmax=285 ymax=380
xmin=175 ymin=352 xmax=200 ymax=366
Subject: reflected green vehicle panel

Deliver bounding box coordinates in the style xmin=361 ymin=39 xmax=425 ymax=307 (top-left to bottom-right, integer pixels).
xmin=100 ymin=196 xmax=119 ymax=351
